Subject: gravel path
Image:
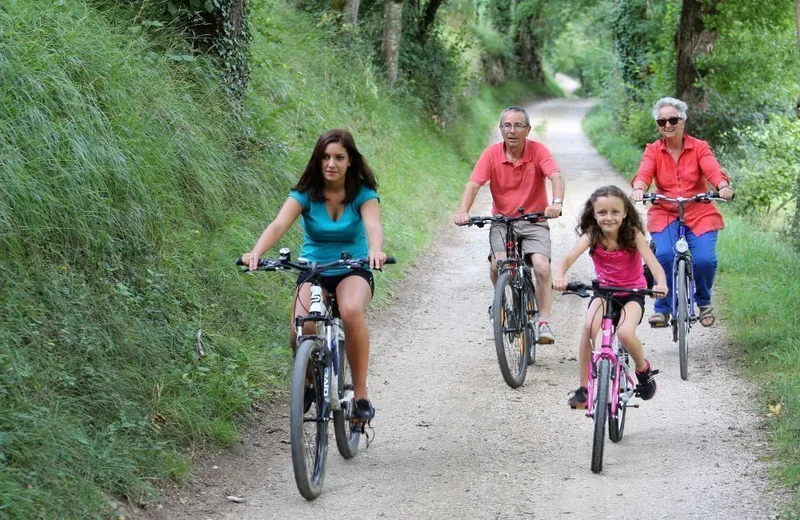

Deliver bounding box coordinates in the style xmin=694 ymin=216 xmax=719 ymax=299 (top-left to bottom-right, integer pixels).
xmin=142 ymin=98 xmax=784 ymax=520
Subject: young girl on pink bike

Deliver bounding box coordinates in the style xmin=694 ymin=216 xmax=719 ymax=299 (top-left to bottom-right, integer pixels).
xmin=553 ymin=185 xmax=668 ymax=409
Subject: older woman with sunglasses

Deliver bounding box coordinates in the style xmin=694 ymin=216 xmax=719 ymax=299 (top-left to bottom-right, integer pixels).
xmin=630 ymin=97 xmax=734 ymax=328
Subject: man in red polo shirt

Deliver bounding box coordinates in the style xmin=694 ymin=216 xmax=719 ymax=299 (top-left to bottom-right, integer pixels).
xmin=454 ymin=106 xmax=565 ymax=343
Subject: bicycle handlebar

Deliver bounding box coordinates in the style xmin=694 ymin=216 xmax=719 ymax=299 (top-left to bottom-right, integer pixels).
xmin=562 ymin=280 xmax=660 ymax=298
xmin=236 ymin=253 xmax=396 ymax=273
xmin=640 ymin=191 xmax=733 ymax=205
xmin=462 ymin=211 xmax=553 ymax=228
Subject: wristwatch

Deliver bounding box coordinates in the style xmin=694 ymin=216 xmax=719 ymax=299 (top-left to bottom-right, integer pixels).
xmin=552 ymin=198 xmax=563 ymax=204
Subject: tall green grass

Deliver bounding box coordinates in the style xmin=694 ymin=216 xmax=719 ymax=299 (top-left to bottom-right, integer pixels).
xmin=717 ymin=221 xmax=800 ymax=514
xmin=584 ymin=103 xmax=800 ymax=514
xmin=0 ymin=0 xmax=514 ymax=516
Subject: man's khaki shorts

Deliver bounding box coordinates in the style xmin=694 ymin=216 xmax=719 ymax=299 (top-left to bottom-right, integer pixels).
xmin=488 ymin=220 xmax=551 ymax=260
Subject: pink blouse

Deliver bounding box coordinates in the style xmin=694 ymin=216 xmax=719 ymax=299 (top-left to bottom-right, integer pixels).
xmin=591 ymin=245 xmax=646 ymax=289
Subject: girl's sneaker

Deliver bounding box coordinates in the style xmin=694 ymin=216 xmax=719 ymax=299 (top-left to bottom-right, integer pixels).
xmin=567 ymin=387 xmax=588 ymax=409
xmin=636 ymin=360 xmax=658 ymax=400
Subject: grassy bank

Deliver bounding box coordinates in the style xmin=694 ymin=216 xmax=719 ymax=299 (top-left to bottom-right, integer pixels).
xmin=583 ymin=104 xmax=800 ymax=514
xmin=0 ymin=0 xmax=531 ymax=516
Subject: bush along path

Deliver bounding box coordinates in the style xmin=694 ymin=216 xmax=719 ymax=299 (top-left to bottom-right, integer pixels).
xmin=139 ymin=98 xmax=788 ymax=519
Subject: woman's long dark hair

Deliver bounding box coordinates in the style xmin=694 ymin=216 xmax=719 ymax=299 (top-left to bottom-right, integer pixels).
xmin=293 ymin=129 xmax=378 ymax=202
xmin=576 ymin=185 xmax=644 ymax=252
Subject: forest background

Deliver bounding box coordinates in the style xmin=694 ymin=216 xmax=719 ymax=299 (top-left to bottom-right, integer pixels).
xmin=1 ymin=0 xmax=799 ymax=517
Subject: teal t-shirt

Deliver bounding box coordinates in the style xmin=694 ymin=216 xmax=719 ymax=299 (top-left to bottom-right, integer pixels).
xmin=289 ymin=186 xmax=379 ymax=275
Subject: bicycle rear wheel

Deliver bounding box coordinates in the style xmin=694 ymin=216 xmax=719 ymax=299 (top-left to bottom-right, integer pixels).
xmin=333 ymin=338 xmax=361 ymax=458
xmin=290 ymin=339 xmax=329 ymax=500
xmin=522 ymin=280 xmax=538 ymax=366
xmin=493 ymin=271 xmax=528 ymax=388
xmin=676 ymin=259 xmax=690 ymax=380
xmin=591 ymin=359 xmax=610 ymax=473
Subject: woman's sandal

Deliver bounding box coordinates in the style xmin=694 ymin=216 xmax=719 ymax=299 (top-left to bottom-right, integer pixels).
xmin=698 ymin=305 xmax=715 ymax=327
xmin=648 ymin=312 xmax=671 ymax=328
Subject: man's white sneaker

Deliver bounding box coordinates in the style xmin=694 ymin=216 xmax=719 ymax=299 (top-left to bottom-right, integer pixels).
xmin=537 ymin=322 xmax=555 ymax=344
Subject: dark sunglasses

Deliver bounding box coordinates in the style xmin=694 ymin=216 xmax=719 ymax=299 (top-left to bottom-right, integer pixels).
xmin=656 ymin=117 xmax=682 ymax=127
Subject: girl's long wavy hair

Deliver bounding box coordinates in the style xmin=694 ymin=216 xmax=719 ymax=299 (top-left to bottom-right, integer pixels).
xmin=576 ymin=185 xmax=644 ymax=253
xmin=293 ymin=129 xmax=378 ymax=202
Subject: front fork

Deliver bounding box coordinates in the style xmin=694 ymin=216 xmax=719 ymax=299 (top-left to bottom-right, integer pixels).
xmin=587 ymin=319 xmax=617 ymax=419
xmin=670 ymin=249 xmax=696 ymax=341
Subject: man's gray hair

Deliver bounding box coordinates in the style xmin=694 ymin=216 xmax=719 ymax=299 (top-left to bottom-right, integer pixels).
xmin=652 ymin=97 xmax=688 ymax=120
xmin=499 ymin=106 xmax=530 ymax=127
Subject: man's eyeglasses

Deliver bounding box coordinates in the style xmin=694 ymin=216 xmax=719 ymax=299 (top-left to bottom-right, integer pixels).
xmin=656 ymin=117 xmax=682 ymax=127
xmin=500 ymin=123 xmax=529 ymax=131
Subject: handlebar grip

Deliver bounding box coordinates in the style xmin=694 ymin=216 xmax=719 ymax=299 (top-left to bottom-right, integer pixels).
xmin=565 ymin=282 xmax=586 ymax=292
xmin=384 ymin=257 xmax=397 ymax=265
xmin=713 ymin=191 xmax=735 ymax=201
xmin=236 ymin=258 xmax=245 ymax=266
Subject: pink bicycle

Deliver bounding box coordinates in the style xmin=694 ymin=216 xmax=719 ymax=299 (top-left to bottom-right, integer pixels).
xmin=563 ymin=280 xmax=660 ymax=473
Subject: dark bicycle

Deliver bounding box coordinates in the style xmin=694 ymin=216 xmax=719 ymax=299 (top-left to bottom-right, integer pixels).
xmin=237 ymin=249 xmax=394 ymax=500
xmin=464 ymin=209 xmax=551 ymax=388
xmin=640 ymin=192 xmax=730 ymax=380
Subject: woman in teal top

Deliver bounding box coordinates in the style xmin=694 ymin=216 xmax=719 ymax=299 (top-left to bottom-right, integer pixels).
xmin=243 ymin=129 xmax=387 ymax=423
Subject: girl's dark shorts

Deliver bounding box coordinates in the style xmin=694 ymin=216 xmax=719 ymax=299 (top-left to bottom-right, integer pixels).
xmin=296 ymin=269 xmax=375 ymax=296
xmin=589 ymin=293 xmax=646 ymax=325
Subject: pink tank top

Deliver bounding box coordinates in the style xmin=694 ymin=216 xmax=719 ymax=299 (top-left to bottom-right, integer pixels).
xmin=590 ymin=245 xmax=646 ymax=288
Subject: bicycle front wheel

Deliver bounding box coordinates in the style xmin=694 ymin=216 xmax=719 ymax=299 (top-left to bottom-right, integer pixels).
xmin=290 ymin=339 xmax=329 ymax=500
xmin=608 ymin=360 xmax=628 ymax=443
xmin=522 ymin=280 xmax=538 ymax=366
xmin=591 ymin=359 xmax=610 ymax=473
xmin=333 ymin=338 xmax=361 ymax=459
xmin=493 ymin=271 xmax=528 ymax=388
xmin=676 ymin=259 xmax=690 ymax=380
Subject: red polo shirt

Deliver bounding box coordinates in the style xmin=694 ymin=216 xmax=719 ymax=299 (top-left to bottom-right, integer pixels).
xmin=470 ymin=139 xmax=560 ymax=216
xmin=632 ymin=134 xmax=730 ymax=236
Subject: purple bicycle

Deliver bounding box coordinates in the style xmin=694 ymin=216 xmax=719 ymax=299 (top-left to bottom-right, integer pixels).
xmin=563 ymin=280 xmax=660 ymax=473
xmin=640 ymin=192 xmax=730 ymax=380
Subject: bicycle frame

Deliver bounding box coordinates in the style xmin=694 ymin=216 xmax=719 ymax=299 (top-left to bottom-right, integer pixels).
xmin=586 ymin=308 xmax=636 ymax=421
xmin=669 ymin=204 xmax=697 ymax=330
xmin=294 ymin=285 xmax=348 ymax=418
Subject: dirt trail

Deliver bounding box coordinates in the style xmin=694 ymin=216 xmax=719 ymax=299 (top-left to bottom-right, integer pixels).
xmin=144 ymin=99 xmax=784 ymax=519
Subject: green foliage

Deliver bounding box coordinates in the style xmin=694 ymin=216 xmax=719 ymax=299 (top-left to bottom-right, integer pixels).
xmin=122 ymin=0 xmax=251 ymax=104
xmin=690 ymin=0 xmax=800 ymax=142
xmin=582 ymin=104 xmax=646 ymax=177
xmin=717 ymin=217 xmax=800 ymax=513
xmin=0 ymin=0 xmax=493 ymax=516
xmin=719 ymin=116 xmax=800 ymax=229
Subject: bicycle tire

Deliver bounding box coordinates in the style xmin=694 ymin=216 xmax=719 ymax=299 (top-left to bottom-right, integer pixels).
xmin=591 ymin=359 xmax=610 ymax=473
xmin=677 ymin=259 xmax=690 ymax=380
xmin=290 ymin=339 xmax=329 ymax=500
xmin=493 ymin=271 xmax=528 ymax=388
xmin=608 ymin=361 xmax=627 ymax=443
xmin=333 ymin=338 xmax=360 ymax=459
xmin=523 ymin=279 xmax=538 ymax=366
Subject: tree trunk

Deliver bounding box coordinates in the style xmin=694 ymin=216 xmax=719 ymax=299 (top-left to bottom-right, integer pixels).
xmin=675 ymin=0 xmax=719 ymax=108
xmin=796 ymin=0 xmax=800 ymax=59
xmin=381 ymin=0 xmax=404 ymax=86
xmin=418 ymin=0 xmax=446 ymax=38
xmin=512 ymin=0 xmax=543 ymax=83
xmin=345 ymin=0 xmax=360 ymax=25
